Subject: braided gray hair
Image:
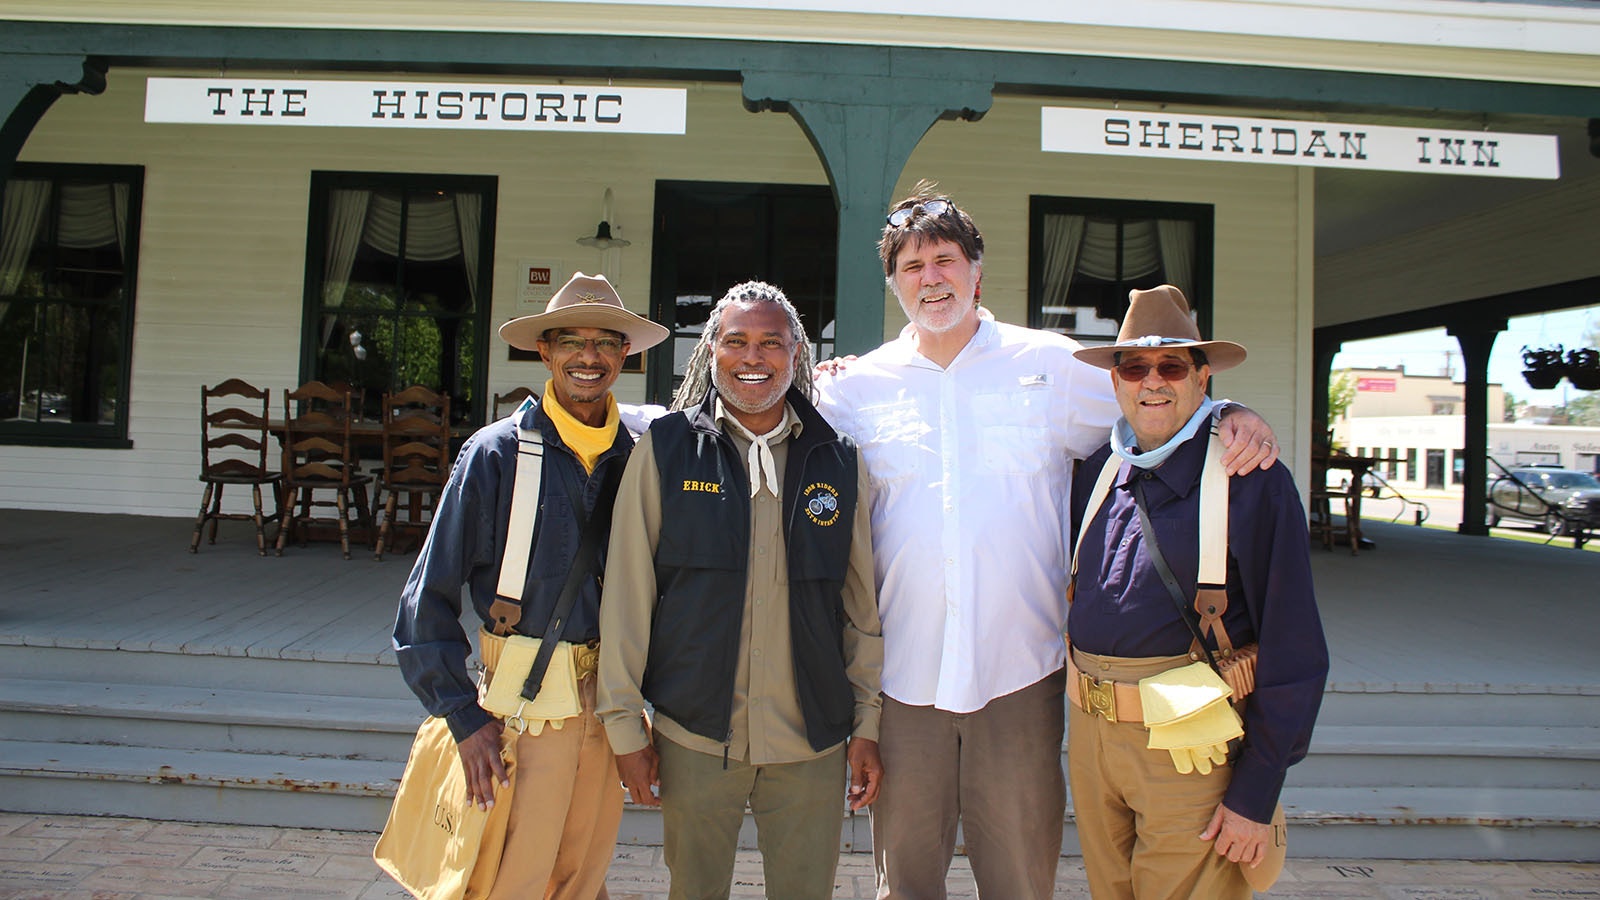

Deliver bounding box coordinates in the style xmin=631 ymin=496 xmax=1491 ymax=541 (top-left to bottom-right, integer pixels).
xmin=670 ymin=280 xmax=817 ymax=411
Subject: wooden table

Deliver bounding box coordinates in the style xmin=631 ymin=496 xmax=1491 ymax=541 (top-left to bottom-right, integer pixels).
xmin=264 ymin=418 xmax=470 ymax=551
xmin=1315 ymin=454 xmax=1398 ymax=552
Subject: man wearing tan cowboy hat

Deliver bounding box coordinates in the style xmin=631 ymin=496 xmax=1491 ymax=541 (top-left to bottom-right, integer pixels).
xmin=393 ymin=271 xmax=667 ymax=899
xmin=1066 ymin=284 xmax=1328 ymax=898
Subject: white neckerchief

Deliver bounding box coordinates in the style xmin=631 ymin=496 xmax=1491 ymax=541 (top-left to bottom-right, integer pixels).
xmin=1112 ymin=397 xmax=1216 ymax=469
xmin=720 ymin=401 xmax=792 ymax=498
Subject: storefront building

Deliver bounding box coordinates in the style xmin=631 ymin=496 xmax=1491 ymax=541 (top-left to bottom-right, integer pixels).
xmin=2 ymin=2 xmax=1597 ymax=521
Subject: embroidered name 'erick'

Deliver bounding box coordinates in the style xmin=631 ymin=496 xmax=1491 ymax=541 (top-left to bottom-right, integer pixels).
xmin=683 ymin=479 xmax=722 ymax=494
xmin=802 ymin=481 xmax=841 ymax=526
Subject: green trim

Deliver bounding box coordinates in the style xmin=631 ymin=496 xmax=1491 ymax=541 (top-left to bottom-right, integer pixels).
xmin=4 ymin=21 xmax=1596 ymax=118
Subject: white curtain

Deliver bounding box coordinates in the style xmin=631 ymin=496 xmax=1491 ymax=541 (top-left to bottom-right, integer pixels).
xmin=320 ymin=189 xmax=371 ymax=348
xmin=1 ymin=180 xmax=52 ymax=333
xmin=1038 ymin=214 xmax=1085 ymax=329
xmin=363 ymin=192 xmax=462 ymax=262
xmin=1157 ymin=219 xmax=1196 ymax=300
xmin=454 ymin=193 xmax=481 ymax=309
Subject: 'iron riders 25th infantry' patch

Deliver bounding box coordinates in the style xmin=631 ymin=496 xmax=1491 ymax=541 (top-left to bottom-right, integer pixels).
xmin=802 ymin=481 xmax=841 ymax=526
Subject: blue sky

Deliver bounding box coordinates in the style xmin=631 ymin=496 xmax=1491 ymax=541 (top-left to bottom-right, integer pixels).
xmin=1332 ymin=305 xmax=1600 ymax=406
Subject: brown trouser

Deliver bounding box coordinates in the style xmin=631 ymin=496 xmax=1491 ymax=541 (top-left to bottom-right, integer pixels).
xmin=477 ymin=639 xmax=623 ymax=900
xmin=871 ymin=669 xmax=1067 ymax=900
xmin=1067 ymin=649 xmax=1250 ymax=900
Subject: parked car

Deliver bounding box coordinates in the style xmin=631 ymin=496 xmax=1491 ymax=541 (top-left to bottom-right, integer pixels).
xmin=1486 ymin=467 xmax=1600 ymax=535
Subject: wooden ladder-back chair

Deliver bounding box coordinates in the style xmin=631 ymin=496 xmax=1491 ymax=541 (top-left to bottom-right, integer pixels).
xmin=189 ymin=378 xmax=282 ymax=556
xmin=493 ymin=386 xmax=536 ymax=420
xmin=373 ymin=385 xmax=453 ymax=560
xmin=276 ymin=381 xmax=374 ymax=559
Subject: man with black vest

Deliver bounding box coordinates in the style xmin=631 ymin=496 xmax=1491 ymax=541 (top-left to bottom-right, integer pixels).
xmin=597 ymin=281 xmax=883 ymax=900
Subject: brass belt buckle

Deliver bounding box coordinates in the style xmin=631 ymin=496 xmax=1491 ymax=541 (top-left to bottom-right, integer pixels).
xmin=1080 ymin=672 xmax=1118 ymax=722
xmin=572 ymin=643 xmax=599 ymax=679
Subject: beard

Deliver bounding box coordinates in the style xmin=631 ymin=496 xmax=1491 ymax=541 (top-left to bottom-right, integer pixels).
xmin=712 ymin=365 xmax=793 ymax=418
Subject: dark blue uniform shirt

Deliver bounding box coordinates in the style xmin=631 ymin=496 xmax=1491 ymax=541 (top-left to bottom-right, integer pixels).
xmin=1069 ymin=427 xmax=1329 ymax=822
xmin=392 ymin=399 xmax=633 ymax=742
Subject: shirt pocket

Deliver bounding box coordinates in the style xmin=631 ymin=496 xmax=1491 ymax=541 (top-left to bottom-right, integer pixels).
xmin=974 ymin=388 xmax=1053 ymax=476
xmin=853 ymin=398 xmax=928 ymax=485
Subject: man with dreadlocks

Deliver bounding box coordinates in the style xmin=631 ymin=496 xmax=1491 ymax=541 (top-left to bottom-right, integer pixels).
xmin=597 ymin=281 xmax=883 ymax=900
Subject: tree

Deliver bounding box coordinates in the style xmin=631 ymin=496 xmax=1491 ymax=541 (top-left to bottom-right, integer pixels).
xmin=1328 ymin=370 xmax=1356 ymax=423
xmin=1503 ymin=389 xmax=1518 ymax=422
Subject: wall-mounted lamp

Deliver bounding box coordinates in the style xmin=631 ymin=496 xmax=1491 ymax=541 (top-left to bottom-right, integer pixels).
xmin=576 ymin=187 xmax=631 ymax=249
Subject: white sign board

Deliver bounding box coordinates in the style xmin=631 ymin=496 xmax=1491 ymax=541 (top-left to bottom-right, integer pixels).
xmin=145 ymin=78 xmax=687 ymax=134
xmin=1042 ymin=107 xmax=1559 ymax=179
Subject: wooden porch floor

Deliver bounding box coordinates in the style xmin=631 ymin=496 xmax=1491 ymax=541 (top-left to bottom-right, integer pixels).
xmin=1 ymin=509 xmax=1597 ymax=696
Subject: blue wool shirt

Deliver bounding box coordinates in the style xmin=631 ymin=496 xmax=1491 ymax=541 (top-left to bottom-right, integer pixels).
xmin=1068 ymin=427 xmax=1329 ymax=823
xmin=392 ymin=398 xmax=634 ymax=742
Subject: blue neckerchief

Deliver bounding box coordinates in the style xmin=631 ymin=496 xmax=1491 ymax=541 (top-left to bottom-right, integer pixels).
xmin=1113 ymin=397 xmax=1216 ymax=470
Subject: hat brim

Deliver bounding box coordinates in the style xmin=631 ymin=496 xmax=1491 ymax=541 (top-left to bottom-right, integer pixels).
xmin=499 ymin=305 xmax=669 ymax=354
xmin=1073 ymin=339 xmax=1247 ymax=373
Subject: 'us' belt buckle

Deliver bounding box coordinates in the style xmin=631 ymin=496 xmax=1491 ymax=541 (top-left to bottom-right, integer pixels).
xmin=1080 ymin=672 xmax=1118 ymax=722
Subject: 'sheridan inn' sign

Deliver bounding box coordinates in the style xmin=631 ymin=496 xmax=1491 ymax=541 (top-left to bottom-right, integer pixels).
xmin=1042 ymin=107 xmax=1559 ymax=179
xmin=145 ymin=78 xmax=687 ymax=134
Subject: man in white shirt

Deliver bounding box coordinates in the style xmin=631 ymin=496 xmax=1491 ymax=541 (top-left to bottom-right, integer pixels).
xmin=814 ymin=184 xmax=1279 ymax=899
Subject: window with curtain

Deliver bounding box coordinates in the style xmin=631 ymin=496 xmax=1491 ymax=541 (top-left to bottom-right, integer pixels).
xmin=304 ymin=172 xmax=495 ymax=426
xmin=0 ymin=163 xmax=143 ymax=446
xmin=1027 ymin=196 xmax=1213 ymax=346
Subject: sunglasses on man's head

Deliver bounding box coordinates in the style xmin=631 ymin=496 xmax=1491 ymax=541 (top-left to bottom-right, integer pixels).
xmin=886 ymin=198 xmax=952 ymax=228
xmin=1114 ymin=360 xmax=1197 ymax=382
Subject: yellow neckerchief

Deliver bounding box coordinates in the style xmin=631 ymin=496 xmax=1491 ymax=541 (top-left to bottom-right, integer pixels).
xmin=540 ymin=379 xmax=619 ymax=474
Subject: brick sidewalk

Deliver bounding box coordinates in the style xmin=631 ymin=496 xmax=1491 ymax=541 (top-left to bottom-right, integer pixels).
xmin=3 ymin=813 xmax=1598 ymax=898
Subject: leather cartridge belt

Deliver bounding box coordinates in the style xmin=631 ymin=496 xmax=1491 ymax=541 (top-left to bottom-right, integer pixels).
xmin=479 ymin=628 xmax=600 ymax=680
xmin=1066 ymin=650 xmax=1145 ymax=724
xmin=1066 ymin=645 xmax=1199 ymax=725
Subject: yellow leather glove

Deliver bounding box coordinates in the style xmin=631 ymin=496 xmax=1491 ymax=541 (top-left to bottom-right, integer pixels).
xmin=1140 ymin=662 xmax=1243 ymax=775
xmin=1146 ymin=699 xmax=1241 ymax=774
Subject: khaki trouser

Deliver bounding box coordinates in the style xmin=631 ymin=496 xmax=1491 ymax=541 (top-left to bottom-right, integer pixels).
xmin=871 ymin=669 xmax=1067 ymax=900
xmin=478 ymin=636 xmax=623 ymax=900
xmin=656 ymin=733 xmax=847 ymax=900
xmin=1067 ymin=648 xmax=1250 ymax=900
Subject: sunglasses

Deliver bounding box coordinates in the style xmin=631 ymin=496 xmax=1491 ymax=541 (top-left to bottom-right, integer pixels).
xmin=886 ymin=198 xmax=952 ymax=228
xmin=1114 ymin=360 xmax=1197 ymax=382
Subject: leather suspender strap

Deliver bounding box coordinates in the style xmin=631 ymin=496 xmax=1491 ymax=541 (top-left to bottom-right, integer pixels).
xmin=489 ymin=400 xmax=544 ymax=635
xmin=1195 ymin=427 xmax=1235 ymax=654
xmin=1068 ymin=451 xmax=1127 ymax=605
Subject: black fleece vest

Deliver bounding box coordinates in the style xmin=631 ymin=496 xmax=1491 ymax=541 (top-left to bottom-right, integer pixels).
xmin=641 ymin=388 xmax=858 ymax=752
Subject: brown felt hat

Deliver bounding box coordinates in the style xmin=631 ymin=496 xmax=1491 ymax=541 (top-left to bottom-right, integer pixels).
xmin=498 ymin=272 xmax=668 ymax=353
xmin=1072 ymin=284 xmax=1247 ymax=373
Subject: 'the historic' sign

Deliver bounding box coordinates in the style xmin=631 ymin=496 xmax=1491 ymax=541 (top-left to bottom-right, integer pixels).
xmin=1042 ymin=107 xmax=1559 ymax=179
xmin=145 ymin=78 xmax=687 ymax=134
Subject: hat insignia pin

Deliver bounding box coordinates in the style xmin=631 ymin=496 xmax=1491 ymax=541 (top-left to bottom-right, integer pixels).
xmin=575 ymin=291 xmax=604 ymax=304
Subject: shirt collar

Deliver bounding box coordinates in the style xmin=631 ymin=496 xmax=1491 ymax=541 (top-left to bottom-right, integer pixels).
xmin=1118 ymin=425 xmax=1212 ymax=500
xmin=713 ymin=397 xmax=801 ymax=442
xmin=882 ymin=316 xmax=996 ymax=368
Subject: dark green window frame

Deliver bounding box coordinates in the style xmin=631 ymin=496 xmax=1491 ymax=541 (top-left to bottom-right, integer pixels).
xmin=1027 ymin=196 xmax=1214 ymax=344
xmin=301 ymin=171 xmax=496 ymax=427
xmin=0 ymin=163 xmax=143 ymax=448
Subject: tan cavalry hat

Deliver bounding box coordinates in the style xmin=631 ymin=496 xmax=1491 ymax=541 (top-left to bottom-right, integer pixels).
xmin=498 ymin=271 xmax=668 ymax=353
xmin=1072 ymin=284 xmax=1247 ymax=373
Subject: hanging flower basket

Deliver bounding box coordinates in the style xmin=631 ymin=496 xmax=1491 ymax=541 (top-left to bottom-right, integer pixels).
xmin=1522 ymin=345 xmax=1567 ymax=390
xmin=1566 ymin=347 xmax=1600 ymax=391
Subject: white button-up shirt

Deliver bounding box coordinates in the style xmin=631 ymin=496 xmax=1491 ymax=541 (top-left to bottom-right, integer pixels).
xmin=815 ymin=319 xmax=1117 ymax=713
